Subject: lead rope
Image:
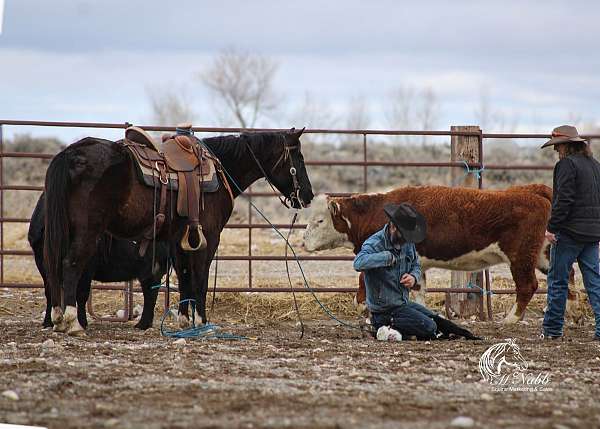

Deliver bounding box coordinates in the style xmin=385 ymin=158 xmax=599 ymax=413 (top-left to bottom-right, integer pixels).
xmin=200 ymin=139 xmax=363 ymax=337
xmin=285 ymin=212 xmax=304 ymax=338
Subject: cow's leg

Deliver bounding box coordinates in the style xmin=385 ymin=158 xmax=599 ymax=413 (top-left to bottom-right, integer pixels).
xmin=354 ymin=272 xmax=368 ymax=316
xmin=565 ymin=268 xmax=584 ymax=325
xmin=411 ymin=271 xmax=427 ymax=305
xmin=504 ymin=264 xmax=538 ymax=324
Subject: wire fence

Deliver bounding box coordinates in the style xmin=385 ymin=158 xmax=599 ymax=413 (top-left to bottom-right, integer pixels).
xmin=2 ymin=120 xmax=599 ymax=321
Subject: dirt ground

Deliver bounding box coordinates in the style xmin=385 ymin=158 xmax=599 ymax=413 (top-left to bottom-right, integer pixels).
xmin=1 ymin=289 xmax=600 ymax=429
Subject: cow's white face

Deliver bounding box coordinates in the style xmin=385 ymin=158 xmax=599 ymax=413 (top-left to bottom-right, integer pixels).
xmin=303 ymin=195 xmax=353 ymax=252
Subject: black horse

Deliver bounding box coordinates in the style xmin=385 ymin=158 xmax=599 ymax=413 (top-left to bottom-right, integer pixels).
xmin=28 ymin=193 xmax=169 ymax=330
xmin=43 ymin=129 xmax=313 ymax=334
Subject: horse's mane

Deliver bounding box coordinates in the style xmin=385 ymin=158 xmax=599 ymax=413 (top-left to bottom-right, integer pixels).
xmin=202 ymin=132 xmax=284 ymax=162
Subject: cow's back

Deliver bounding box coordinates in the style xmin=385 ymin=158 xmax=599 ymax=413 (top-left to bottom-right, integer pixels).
xmin=337 ymin=185 xmax=551 ymax=261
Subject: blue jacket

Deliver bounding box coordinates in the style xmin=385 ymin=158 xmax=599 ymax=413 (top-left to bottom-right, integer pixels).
xmin=353 ymin=224 xmax=422 ymax=313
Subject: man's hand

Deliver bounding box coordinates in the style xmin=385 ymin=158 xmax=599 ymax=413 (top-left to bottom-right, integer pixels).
xmin=545 ymin=230 xmax=557 ymax=245
xmin=400 ymin=273 xmax=416 ymax=289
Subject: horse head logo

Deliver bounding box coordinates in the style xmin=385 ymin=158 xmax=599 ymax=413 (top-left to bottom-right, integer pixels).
xmin=479 ymin=338 xmax=528 ymax=383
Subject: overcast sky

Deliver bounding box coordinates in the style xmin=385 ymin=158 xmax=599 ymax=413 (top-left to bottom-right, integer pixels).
xmin=0 ymin=0 xmax=599 ymax=142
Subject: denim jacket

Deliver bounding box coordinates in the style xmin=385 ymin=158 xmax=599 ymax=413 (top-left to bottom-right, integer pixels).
xmin=353 ymin=224 xmax=422 ymax=313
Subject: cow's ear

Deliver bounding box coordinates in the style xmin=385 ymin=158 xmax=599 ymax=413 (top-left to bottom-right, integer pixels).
xmin=327 ymin=199 xmax=340 ymax=217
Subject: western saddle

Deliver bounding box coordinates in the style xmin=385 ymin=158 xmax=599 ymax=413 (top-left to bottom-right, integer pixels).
xmin=122 ymin=124 xmax=233 ymax=254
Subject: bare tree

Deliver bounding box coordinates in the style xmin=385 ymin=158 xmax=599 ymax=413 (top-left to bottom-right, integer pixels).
xmin=345 ymin=95 xmax=370 ymax=130
xmin=147 ymin=85 xmax=195 ymax=126
xmin=199 ymin=49 xmax=280 ymax=128
xmin=386 ymin=86 xmax=439 ymax=144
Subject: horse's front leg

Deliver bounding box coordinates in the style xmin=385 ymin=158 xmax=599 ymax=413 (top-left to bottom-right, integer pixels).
xmin=172 ymin=247 xmax=193 ymax=328
xmin=197 ymin=234 xmax=221 ymax=325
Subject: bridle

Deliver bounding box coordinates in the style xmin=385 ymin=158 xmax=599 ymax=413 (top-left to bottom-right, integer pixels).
xmin=244 ymin=134 xmax=305 ymax=209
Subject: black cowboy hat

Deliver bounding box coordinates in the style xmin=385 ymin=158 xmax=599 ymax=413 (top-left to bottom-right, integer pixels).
xmin=383 ymin=202 xmax=427 ymax=244
xmin=541 ymin=125 xmax=588 ymax=149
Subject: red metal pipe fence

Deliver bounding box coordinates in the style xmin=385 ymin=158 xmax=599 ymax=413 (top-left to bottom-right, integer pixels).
xmin=1 ymin=120 xmax=599 ymax=321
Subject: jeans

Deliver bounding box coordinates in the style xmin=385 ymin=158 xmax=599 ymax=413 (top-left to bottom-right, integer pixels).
xmin=371 ymin=301 xmax=438 ymax=340
xmin=543 ymin=233 xmax=600 ymax=337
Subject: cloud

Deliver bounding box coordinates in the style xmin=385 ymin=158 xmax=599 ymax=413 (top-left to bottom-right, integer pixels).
xmin=1 ymin=1 xmax=599 ymax=140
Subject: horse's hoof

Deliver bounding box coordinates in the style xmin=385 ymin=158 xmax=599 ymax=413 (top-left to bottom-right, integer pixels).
xmin=134 ymin=320 xmax=153 ymax=330
xmin=178 ymin=313 xmax=191 ymax=329
xmin=53 ymin=320 xmax=68 ymax=333
xmin=67 ymin=321 xmax=85 ymax=336
xmin=193 ymin=310 xmax=205 ymax=328
xmin=63 ymin=306 xmax=77 ymax=323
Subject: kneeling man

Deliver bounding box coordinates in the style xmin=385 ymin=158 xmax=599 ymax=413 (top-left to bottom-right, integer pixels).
xmin=353 ymin=202 xmax=479 ymax=340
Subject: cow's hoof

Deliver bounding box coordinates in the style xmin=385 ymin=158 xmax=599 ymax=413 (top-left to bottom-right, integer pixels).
xmin=502 ymin=303 xmax=522 ymax=324
xmin=566 ymin=292 xmax=585 ymax=326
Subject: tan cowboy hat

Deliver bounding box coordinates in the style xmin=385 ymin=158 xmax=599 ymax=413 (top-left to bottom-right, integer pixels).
xmin=541 ymin=125 xmax=588 ymax=148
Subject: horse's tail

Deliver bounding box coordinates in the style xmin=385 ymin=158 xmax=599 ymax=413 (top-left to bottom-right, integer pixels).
xmin=43 ymin=150 xmax=72 ymax=293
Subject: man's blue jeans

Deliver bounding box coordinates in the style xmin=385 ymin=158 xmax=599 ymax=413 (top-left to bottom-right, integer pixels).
xmin=543 ymin=233 xmax=600 ymax=337
xmin=371 ymin=301 xmax=437 ymax=340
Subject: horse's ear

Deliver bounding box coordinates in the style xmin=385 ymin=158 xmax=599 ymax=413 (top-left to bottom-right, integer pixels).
xmin=296 ymin=127 xmax=306 ymax=137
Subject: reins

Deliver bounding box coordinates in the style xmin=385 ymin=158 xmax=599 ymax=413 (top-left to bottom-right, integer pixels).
xmin=200 ymin=140 xmax=364 ymax=336
xmin=243 ymin=134 xmax=303 ymax=209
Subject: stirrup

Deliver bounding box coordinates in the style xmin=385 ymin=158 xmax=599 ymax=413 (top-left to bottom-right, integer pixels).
xmin=181 ymin=224 xmax=207 ymax=251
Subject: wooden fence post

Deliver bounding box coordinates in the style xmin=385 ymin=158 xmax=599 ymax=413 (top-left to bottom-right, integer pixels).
xmin=446 ymin=125 xmax=483 ymax=319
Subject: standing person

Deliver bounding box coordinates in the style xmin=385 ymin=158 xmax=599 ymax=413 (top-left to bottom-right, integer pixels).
xmin=353 ymin=203 xmax=479 ymax=341
xmin=541 ymin=125 xmax=600 ymax=341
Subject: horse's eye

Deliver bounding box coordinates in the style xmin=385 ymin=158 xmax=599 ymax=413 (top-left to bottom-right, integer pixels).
xmin=318 ymin=219 xmax=324 ymax=224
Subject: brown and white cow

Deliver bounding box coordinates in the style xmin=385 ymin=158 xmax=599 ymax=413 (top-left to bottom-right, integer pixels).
xmin=303 ymin=184 xmax=582 ymax=323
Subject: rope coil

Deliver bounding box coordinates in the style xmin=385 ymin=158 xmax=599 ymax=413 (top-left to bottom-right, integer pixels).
xmin=461 ymin=160 xmax=485 ymax=180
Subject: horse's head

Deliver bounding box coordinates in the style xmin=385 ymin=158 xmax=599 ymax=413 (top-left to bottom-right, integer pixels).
xmin=501 ymin=338 xmax=528 ymax=372
xmin=264 ymin=127 xmax=314 ymax=209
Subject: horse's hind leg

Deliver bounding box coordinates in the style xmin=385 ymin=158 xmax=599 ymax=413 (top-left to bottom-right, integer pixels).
xmin=76 ymin=270 xmax=94 ymax=330
xmin=58 ymin=229 xmax=101 ymax=335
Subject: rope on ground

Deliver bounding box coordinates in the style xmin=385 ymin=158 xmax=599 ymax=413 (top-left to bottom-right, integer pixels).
xmin=214 ymin=161 xmax=363 ymax=333
xmin=160 ymin=298 xmax=248 ymax=340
